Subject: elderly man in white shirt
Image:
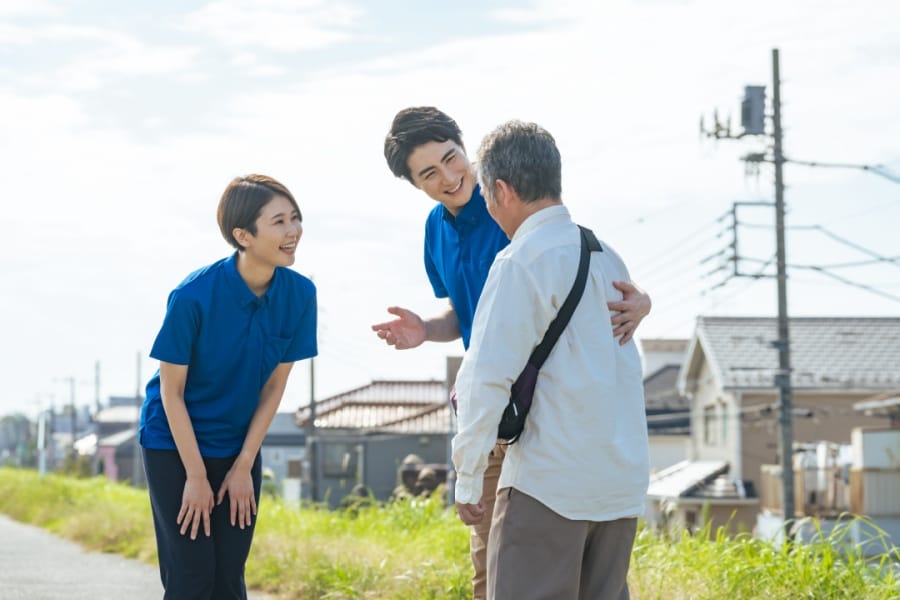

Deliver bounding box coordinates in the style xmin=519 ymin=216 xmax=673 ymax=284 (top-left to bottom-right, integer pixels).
xmin=452 ymin=120 xmax=650 ymax=600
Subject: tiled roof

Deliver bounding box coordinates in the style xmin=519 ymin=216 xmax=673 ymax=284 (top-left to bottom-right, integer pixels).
xmin=295 ymin=380 xmax=449 ymax=433
xmin=98 ymin=428 xmax=137 ymax=448
xmin=379 ymin=403 xmax=452 ymax=434
xmin=644 ymin=365 xmax=689 ymax=411
xmin=94 ymin=406 xmax=139 ymax=423
xmin=692 ymin=317 xmax=900 ymax=390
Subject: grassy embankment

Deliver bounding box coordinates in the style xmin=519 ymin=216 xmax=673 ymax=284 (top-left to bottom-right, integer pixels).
xmin=0 ymin=467 xmax=897 ymax=599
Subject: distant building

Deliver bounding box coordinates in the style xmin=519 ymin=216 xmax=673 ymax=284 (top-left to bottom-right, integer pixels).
xmin=646 ymin=459 xmax=758 ymax=535
xmin=640 ymin=339 xmax=691 ymax=472
xmin=295 ymin=380 xmax=450 ymax=508
xmin=260 ymin=412 xmax=306 ymax=495
xmin=96 ymin=428 xmax=141 ymax=484
xmin=94 ymin=398 xmax=140 ymax=438
xmin=653 ymin=316 xmax=900 ymax=534
xmin=91 ymin=395 xmax=143 ymax=484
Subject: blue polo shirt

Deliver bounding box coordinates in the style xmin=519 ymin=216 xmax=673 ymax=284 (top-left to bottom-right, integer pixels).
xmin=140 ymin=253 xmax=317 ymax=458
xmin=424 ymin=185 xmax=509 ymax=348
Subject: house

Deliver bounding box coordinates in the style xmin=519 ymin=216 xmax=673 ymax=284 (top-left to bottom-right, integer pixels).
xmin=754 ymin=423 xmax=900 ymax=555
xmin=259 ymin=412 xmax=306 ymax=496
xmin=646 ymin=459 xmax=759 ymax=534
xmin=95 ymin=396 xmax=141 ymax=438
xmin=295 ymin=379 xmax=451 ymax=508
xmin=640 ymin=339 xmax=691 ymax=472
xmin=96 ymin=428 xmax=142 ymax=484
xmin=82 ymin=395 xmax=144 ymax=484
xmin=668 ymin=316 xmax=899 ymax=532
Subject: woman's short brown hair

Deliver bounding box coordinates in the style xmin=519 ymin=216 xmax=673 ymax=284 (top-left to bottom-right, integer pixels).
xmin=217 ymin=174 xmax=301 ymax=250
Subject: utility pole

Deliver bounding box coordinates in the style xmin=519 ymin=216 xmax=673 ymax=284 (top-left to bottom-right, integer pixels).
xmin=771 ymin=48 xmax=795 ymax=529
xmin=701 ymin=48 xmax=795 ymax=538
xmin=53 ymin=376 xmax=78 ymax=461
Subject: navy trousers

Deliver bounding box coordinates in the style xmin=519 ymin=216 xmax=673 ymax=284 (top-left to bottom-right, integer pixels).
xmin=143 ymin=448 xmax=262 ymax=600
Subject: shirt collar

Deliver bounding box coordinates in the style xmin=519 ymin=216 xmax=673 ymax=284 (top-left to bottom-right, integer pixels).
xmin=442 ymin=184 xmax=487 ymax=229
xmin=512 ymin=204 xmax=571 ymax=242
xmin=223 ymin=252 xmax=276 ymax=308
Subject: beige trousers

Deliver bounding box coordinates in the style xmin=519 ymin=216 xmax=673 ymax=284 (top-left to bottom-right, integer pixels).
xmin=487 ymin=487 xmax=637 ymax=600
xmin=470 ymin=442 xmax=507 ymax=600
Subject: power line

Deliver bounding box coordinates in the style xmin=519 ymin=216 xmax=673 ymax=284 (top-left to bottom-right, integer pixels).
xmin=822 ymin=197 xmax=900 ymax=228
xmin=793 ymin=266 xmax=900 ymax=303
xmin=799 ymin=225 xmax=900 ymax=270
xmin=651 ymin=256 xmax=776 ymax=336
xmin=786 ymin=158 xmax=900 ymax=185
xmin=705 ymin=254 xmax=776 ymax=309
xmin=631 ymin=216 xmax=725 ymax=273
xmin=733 ymin=222 xmax=900 ymax=269
xmin=799 ymin=256 xmax=900 ymax=269
xmin=740 ymin=255 xmax=900 ymax=270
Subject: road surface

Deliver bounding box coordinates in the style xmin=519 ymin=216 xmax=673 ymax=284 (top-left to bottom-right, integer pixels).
xmin=0 ymin=514 xmax=271 ymax=599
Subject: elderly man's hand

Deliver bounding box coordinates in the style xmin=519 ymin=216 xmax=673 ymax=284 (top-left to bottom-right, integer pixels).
xmin=456 ymin=501 xmax=486 ymax=526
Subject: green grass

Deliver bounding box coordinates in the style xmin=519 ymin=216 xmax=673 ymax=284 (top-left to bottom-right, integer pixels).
xmin=1 ymin=467 xmax=898 ymax=599
xmin=630 ymin=519 xmax=899 ymax=600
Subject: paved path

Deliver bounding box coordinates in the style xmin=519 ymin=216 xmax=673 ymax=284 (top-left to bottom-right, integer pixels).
xmin=0 ymin=514 xmax=270 ymax=599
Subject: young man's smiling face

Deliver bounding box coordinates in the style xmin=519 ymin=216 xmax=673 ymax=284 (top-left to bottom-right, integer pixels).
xmin=406 ymin=140 xmax=476 ymax=215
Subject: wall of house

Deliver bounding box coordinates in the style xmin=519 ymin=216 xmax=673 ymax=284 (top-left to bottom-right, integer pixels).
xmin=363 ymin=434 xmax=448 ymax=501
xmin=664 ymin=500 xmax=760 ymax=537
xmin=648 ymin=435 xmax=690 ymax=473
xmin=689 ymin=361 xmax=739 ymax=473
xmin=740 ymin=391 xmax=885 ymax=496
xmin=315 ymin=433 xmax=449 ymax=508
xmin=260 ymin=445 xmax=305 ymax=488
xmin=100 ymin=443 xmax=142 ymax=486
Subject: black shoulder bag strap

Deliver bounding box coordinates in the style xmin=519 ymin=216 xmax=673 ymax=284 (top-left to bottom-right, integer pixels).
xmin=498 ymin=225 xmax=603 ymax=443
xmin=528 ymin=225 xmax=603 ymax=369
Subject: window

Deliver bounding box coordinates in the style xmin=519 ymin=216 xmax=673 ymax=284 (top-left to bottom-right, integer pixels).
xmin=322 ymin=443 xmax=357 ymax=477
xmin=720 ymin=401 xmax=729 ymax=444
xmin=703 ymin=405 xmax=716 ymax=445
xmin=287 ymin=459 xmax=303 ymax=478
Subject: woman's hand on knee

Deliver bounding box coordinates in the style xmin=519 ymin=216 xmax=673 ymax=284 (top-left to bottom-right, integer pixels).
xmin=178 ymin=476 xmax=214 ymax=540
xmin=217 ymin=465 xmax=257 ymax=529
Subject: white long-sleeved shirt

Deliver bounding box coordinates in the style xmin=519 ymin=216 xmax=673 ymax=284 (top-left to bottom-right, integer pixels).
xmin=452 ymin=205 xmax=650 ymax=521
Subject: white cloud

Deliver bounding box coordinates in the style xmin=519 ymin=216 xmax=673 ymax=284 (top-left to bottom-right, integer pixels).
xmin=54 ymin=41 xmax=200 ymax=91
xmin=0 ymin=21 xmax=201 ymax=91
xmin=182 ymin=0 xmax=364 ymax=52
xmin=0 ymin=0 xmax=62 ymax=17
xmin=0 ymin=23 xmax=132 ymax=46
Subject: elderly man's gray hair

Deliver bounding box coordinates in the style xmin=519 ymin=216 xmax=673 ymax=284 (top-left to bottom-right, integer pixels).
xmin=476 ymin=120 xmax=562 ymax=203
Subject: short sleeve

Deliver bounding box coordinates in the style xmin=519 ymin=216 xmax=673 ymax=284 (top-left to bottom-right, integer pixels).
xmin=150 ymin=288 xmax=201 ymax=365
xmin=424 ymin=220 xmax=448 ymax=299
xmin=283 ymin=280 xmax=318 ymax=362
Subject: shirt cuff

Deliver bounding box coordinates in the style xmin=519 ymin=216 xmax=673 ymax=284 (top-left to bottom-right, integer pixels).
xmin=454 ymin=472 xmax=484 ymax=505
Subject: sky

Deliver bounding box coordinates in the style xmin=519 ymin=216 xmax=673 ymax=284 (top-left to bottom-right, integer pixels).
xmin=1 ymin=0 xmax=898 ymax=418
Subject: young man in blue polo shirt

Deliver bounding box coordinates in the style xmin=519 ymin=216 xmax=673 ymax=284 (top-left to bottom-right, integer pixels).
xmin=372 ymin=106 xmax=651 ymax=599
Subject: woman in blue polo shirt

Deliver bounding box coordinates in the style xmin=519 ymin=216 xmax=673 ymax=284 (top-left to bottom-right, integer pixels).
xmin=139 ymin=174 xmax=317 ymax=599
